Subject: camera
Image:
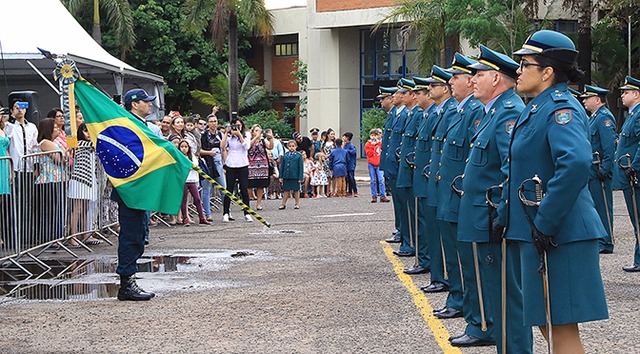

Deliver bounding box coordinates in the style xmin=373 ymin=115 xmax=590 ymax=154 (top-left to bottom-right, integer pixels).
xmin=231 ymin=124 xmax=239 ymax=131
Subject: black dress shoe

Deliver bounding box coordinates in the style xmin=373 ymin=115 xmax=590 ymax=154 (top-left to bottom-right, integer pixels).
xmin=393 ymin=250 xmax=413 ymax=257
xmin=432 ymin=306 xmax=447 ymax=314
xmin=623 ymin=264 xmax=640 ymax=272
xmin=434 ymin=306 xmax=463 ymax=319
xmin=385 ymin=236 xmax=401 ymax=243
xmin=448 ymin=333 xmax=466 ymax=342
xmin=450 ymin=334 xmax=496 ymax=347
xmin=599 ymin=249 xmax=613 ymax=254
xmin=422 ymin=282 xmax=449 ymax=293
xmin=118 ymin=278 xmax=154 ymax=301
xmin=404 ymin=265 xmax=430 ymax=274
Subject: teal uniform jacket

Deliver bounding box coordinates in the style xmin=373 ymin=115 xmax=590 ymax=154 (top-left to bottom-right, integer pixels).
xmin=458 ymin=89 xmax=524 ymax=242
xmin=437 ymin=95 xmax=484 ymax=223
xmin=425 ymin=97 xmax=458 ymax=208
xmin=613 ymin=103 xmax=640 ymax=190
xmin=279 ymin=151 xmax=304 ymax=181
xmin=380 ymin=106 xmax=397 ymax=173
xmin=384 ymin=106 xmax=409 ymax=179
xmin=504 ymin=83 xmax=607 ymax=244
xmin=413 ymin=104 xmax=437 ymax=197
xmin=589 ymin=105 xmax=616 ymax=180
xmin=397 ymin=105 xmax=424 ymax=188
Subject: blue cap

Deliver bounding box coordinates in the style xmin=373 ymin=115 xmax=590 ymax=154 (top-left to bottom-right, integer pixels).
xmin=580 ymin=85 xmax=609 ymax=98
xmin=620 ymin=76 xmax=640 ymax=91
xmin=124 ymin=88 xmax=156 ymax=105
xmin=468 ymin=45 xmax=520 ymax=79
xmin=568 ymin=88 xmax=582 ymax=98
xmin=425 ymin=65 xmax=453 ymax=85
xmin=513 ymin=30 xmax=578 ymax=64
xmin=411 ymin=77 xmax=430 ymax=91
xmin=445 ymin=53 xmax=477 ymax=75
xmin=376 ymin=86 xmax=398 ymax=99
xmin=396 ymin=78 xmax=416 ymax=93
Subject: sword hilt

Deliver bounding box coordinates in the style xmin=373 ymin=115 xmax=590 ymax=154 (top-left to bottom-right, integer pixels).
xmin=451 ymin=174 xmax=464 ymax=197
xmin=518 ymin=175 xmax=543 ymax=208
xmin=592 ymin=151 xmax=601 ymax=165
xmin=422 ymin=164 xmax=430 ymax=179
xmin=485 ymin=184 xmax=503 ymax=209
xmin=395 ymin=146 xmax=402 ymax=163
xmin=405 ymin=151 xmax=416 ymax=169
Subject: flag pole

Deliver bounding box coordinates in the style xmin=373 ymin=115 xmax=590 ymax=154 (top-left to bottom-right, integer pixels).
xmin=192 ymin=165 xmax=272 ymax=228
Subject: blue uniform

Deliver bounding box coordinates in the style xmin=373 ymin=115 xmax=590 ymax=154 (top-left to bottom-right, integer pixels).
xmin=280 ymin=151 xmax=303 ymax=191
xmin=328 ymin=147 xmax=348 ymax=177
xmin=613 ymin=102 xmax=640 ymax=264
xmin=412 ymin=104 xmax=437 ymax=274
xmin=587 ymin=105 xmax=616 ymax=252
xmin=505 ymin=83 xmax=608 ymax=326
xmin=381 ymin=106 xmax=402 ymax=234
xmin=458 ymin=89 xmax=532 ymax=352
xmin=438 ymin=94 xmax=485 ymax=337
xmin=424 ymin=98 xmax=458 ymax=286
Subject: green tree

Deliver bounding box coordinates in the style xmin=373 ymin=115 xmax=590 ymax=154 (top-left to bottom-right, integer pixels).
xmin=242 ymin=110 xmax=294 ymax=138
xmin=291 ymin=60 xmax=308 ymax=121
xmin=360 ymin=108 xmax=387 ymax=143
xmin=63 ymin=0 xmax=136 ymax=59
xmin=183 ymin=0 xmax=274 ymax=118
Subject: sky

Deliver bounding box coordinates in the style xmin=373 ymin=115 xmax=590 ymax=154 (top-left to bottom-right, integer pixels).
xmin=264 ymin=0 xmax=307 ymax=10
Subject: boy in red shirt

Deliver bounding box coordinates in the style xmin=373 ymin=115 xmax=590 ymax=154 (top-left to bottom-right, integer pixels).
xmin=364 ymin=128 xmax=389 ymax=203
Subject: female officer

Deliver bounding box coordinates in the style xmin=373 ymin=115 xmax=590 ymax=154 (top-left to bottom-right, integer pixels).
xmin=506 ymin=30 xmax=608 ymax=353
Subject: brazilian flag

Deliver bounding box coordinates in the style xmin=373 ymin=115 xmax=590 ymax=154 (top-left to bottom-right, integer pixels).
xmin=74 ymin=79 xmax=191 ymax=214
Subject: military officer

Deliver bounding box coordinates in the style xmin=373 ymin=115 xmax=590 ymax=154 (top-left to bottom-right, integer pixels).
xmin=580 ymin=85 xmax=616 ymax=254
xmin=388 ymin=79 xmax=416 ymax=257
xmin=507 ymin=30 xmax=608 ymax=353
xmin=434 ymin=54 xmax=486 ymax=327
xmin=396 ymin=78 xmax=429 ymax=272
xmin=614 ymin=75 xmax=640 ymax=271
xmin=421 ymin=66 xmax=460 ymax=303
xmin=379 ymin=86 xmax=402 ymax=243
xmin=456 ymin=45 xmax=531 ymax=351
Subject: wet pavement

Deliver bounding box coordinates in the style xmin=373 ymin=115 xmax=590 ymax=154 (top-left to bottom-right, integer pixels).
xmin=0 ymin=160 xmax=639 ymax=353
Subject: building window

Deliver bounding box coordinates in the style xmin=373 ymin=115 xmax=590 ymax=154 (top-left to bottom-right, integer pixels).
xmin=275 ymin=43 xmax=298 ymax=57
xmin=555 ymin=20 xmax=578 ymax=33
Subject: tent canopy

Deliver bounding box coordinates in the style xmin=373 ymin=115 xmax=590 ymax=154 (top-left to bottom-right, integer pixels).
xmin=0 ymin=0 xmax=164 ymax=118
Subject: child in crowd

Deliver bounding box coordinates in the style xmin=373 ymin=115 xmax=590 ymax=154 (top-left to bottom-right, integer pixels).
xmin=279 ymin=140 xmax=303 ymax=209
xmin=364 ymin=128 xmax=389 ymax=203
xmin=302 ymin=151 xmax=314 ymax=198
xmin=310 ymin=152 xmax=328 ymax=197
xmin=329 ymin=138 xmax=348 ymax=197
xmin=267 ymin=149 xmax=281 ymax=199
xmin=342 ymin=132 xmax=358 ymax=197
xmin=178 ymin=140 xmax=211 ymax=226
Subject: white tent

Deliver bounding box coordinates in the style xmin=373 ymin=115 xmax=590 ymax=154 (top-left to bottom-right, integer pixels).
xmin=0 ymin=0 xmax=164 ymax=119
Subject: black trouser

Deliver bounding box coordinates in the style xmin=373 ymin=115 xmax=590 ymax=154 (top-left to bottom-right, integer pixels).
xmin=224 ymin=166 xmax=250 ymax=215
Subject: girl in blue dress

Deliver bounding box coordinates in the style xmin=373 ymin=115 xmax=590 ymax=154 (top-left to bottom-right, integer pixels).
xmin=279 ymin=140 xmax=303 ymax=209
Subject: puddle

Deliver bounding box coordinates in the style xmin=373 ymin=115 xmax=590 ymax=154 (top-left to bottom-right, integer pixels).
xmin=0 ymin=251 xmax=259 ymax=301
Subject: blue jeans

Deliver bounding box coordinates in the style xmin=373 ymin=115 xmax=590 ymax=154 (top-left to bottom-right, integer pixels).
xmin=201 ymin=160 xmax=226 ymax=217
xmin=367 ymin=163 xmax=385 ymax=197
xmin=346 ymin=170 xmax=358 ymax=194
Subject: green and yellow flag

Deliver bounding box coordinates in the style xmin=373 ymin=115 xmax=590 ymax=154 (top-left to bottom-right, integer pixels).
xmin=74 ymin=79 xmax=191 ymax=214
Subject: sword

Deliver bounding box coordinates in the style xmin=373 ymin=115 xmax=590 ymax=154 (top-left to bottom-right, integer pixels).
xmin=405 ymin=151 xmax=419 ymax=266
xmin=518 ymin=175 xmax=553 ymax=354
xmin=486 ymin=184 xmax=505 ymax=353
xmin=451 ymin=174 xmax=464 ymax=197
xmin=619 ymin=153 xmax=640 ymax=252
xmin=593 ymin=152 xmax=614 ymax=244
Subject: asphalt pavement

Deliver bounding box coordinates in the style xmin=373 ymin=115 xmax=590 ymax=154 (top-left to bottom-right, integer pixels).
xmin=1 ymin=159 xmax=639 ymax=353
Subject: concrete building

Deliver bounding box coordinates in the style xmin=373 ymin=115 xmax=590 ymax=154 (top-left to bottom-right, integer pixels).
xmin=251 ymin=0 xmax=580 ymax=148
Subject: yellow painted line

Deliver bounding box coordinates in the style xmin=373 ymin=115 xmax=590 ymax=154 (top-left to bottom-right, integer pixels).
xmin=381 ymin=241 xmax=462 ymax=354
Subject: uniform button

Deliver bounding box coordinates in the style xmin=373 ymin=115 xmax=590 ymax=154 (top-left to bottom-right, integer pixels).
xmin=429 ymin=159 xmax=432 ymax=163
xmin=430 ymin=148 xmax=433 ymax=152
xmin=400 ymin=142 xmax=403 ymax=145
xmin=437 ymin=176 xmax=442 ymax=180
xmin=465 ymin=158 xmax=469 ymax=163
xmin=438 ymin=163 xmax=442 ymax=167
xmin=452 ymin=140 xmax=456 ymax=144
xmin=444 ymin=138 xmax=447 ymax=142
xmin=505 ymin=178 xmax=509 ymax=183
xmin=507 ymin=158 xmax=510 ymax=163
xmin=432 ymin=137 xmax=435 ymax=140
xmin=414 ymin=147 xmax=417 ymax=150
xmin=470 ymin=143 xmax=474 ymax=148
xmin=440 ymin=150 xmax=443 ymax=154
xmin=505 ymin=199 xmax=509 ymax=204
xmin=477 ymin=141 xmax=481 ymax=145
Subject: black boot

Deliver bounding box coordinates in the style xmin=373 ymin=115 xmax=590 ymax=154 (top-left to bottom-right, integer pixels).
xmin=117 ymin=276 xmax=155 ymax=301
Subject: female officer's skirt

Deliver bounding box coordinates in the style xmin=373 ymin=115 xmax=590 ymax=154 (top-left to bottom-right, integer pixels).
xmin=282 ymin=179 xmax=301 ymax=192
xmin=519 ymin=239 xmax=608 ymax=326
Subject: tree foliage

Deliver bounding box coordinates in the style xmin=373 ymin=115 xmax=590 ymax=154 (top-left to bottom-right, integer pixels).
xmin=242 ymin=110 xmax=294 ymax=138
xmin=360 ymin=108 xmax=387 ymax=143
xmin=190 ymin=70 xmax=269 ymax=113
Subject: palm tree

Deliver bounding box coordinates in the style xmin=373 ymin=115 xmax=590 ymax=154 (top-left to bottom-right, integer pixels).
xmin=374 ymin=0 xmax=449 ymax=70
xmin=191 ymin=70 xmax=268 ymax=113
xmin=183 ymin=0 xmax=273 ymax=117
xmin=63 ymin=0 xmax=136 ymax=60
